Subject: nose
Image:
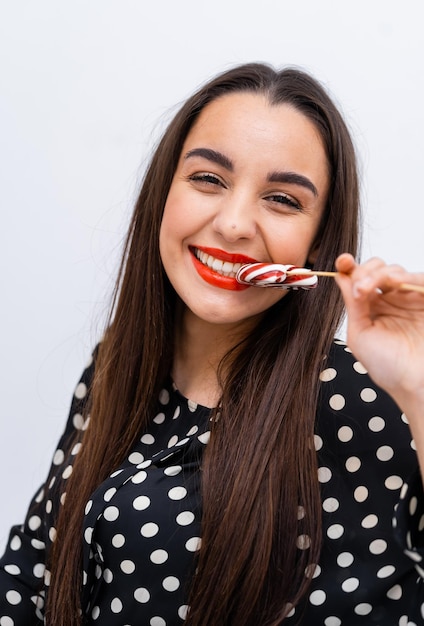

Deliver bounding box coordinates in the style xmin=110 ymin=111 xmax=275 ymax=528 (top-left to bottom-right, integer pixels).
xmin=212 ymin=195 xmax=257 ymax=242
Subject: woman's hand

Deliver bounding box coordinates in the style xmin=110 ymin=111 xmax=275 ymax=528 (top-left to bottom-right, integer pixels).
xmin=335 ymin=253 xmax=424 ymax=410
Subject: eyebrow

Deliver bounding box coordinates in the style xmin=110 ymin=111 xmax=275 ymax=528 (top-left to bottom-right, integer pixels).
xmin=268 ymin=171 xmax=318 ymax=197
xmin=184 ymin=147 xmax=318 ymax=197
xmin=184 ymin=148 xmax=233 ymax=171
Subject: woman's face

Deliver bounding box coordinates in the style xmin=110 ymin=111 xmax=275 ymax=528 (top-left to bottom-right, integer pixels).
xmin=159 ymin=92 xmax=330 ymax=327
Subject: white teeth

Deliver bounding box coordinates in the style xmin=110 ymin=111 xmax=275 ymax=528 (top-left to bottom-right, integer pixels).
xmin=195 ymin=249 xmax=244 ymax=278
xmin=212 ymin=258 xmax=223 ymax=272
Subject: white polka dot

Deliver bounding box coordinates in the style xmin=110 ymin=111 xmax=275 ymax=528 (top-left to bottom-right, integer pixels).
xmin=186 ymin=425 xmax=199 ymax=436
xmin=324 ymin=618 xmax=341 ymax=626
xmin=173 ymin=406 xmax=181 ymax=419
xmin=345 ymin=456 xmax=361 ymax=472
xmin=45 ymin=500 xmax=52 ymax=514
xmin=353 ymin=361 xmax=367 ymax=374
xmin=337 ymin=426 xmax=353 ymax=442
xmin=53 ymin=449 xmax=65 ymax=465
xmin=404 ymin=548 xmax=422 ymax=563
xmin=104 ymin=488 xmax=117 ymax=502
xmin=309 ymin=589 xmax=326 ymax=605
xmin=28 ymin=516 xmax=41 ymax=531
xmin=305 ymin=563 xmax=321 ymax=579
xmin=151 ymin=618 xmax=166 ymax=626
xmin=6 ymin=590 xmax=22 ymax=605
xmin=168 ymin=435 xmax=179 ymax=448
xmin=329 ymin=394 xmax=345 ymax=410
xmin=10 ymin=535 xmax=21 ymax=551
xmin=62 ymin=465 xmax=73 ymax=479
xmin=296 ymin=534 xmax=311 ymax=550
xmin=73 ymin=413 xmax=85 ymax=429
xmin=120 ymin=560 xmax=136 ymax=574
xmin=168 ymin=486 xmax=187 ymax=501
xmin=150 ymin=549 xmax=168 ymax=564
xmin=385 ymin=475 xmax=403 ymax=490
xmin=133 ymin=496 xmax=151 ymax=511
xmin=91 ymin=606 xmax=100 ymax=619
xmin=141 ymin=522 xmax=159 ymax=538
xmin=153 ymin=412 xmax=165 ymax=424
xmin=387 ymin=584 xmax=402 ymax=599
xmin=176 ymin=511 xmax=195 ymax=526
xmin=128 ymin=452 xmax=144 ymax=464
xmin=368 ymin=416 xmax=385 ymax=432
xmin=112 ymin=534 xmax=125 ymax=548
xmin=49 ymin=527 xmax=57 ymax=542
xmin=360 ymin=387 xmax=377 ymax=402
xmin=354 ymin=603 xmax=372 ymax=615
xmin=297 ymin=506 xmax=305 ymax=520
xmin=323 ymin=497 xmax=339 ymax=513
xmin=185 ymin=537 xmax=201 ymax=552
xmin=178 ymin=605 xmax=189 ymax=619
xmin=164 ymin=465 xmax=182 ymax=476
xmin=376 ymin=446 xmax=394 ymax=461
xmin=111 ymin=597 xmax=123 ymax=613
xmin=0 ymin=617 xmax=15 ymax=626
xmin=354 ymin=486 xmax=368 ymax=502
xmin=342 ymin=577 xmax=359 ymax=592
xmin=74 ymin=382 xmax=87 ymax=399
xmin=337 ymin=552 xmax=354 ymax=567
xmin=33 ymin=563 xmax=45 ymax=578
xmin=159 ymin=389 xmax=170 ymax=404
xmin=314 ymin=435 xmax=323 ymax=451
xmin=103 ymin=569 xmax=113 ymax=583
xmin=187 ymin=399 xmax=198 ymax=412
xmin=401 ymin=413 xmax=409 ymax=424
xmin=4 ymin=565 xmax=20 ymax=575
xmin=104 ymin=506 xmax=120 ymax=521
xmin=318 ymin=467 xmax=332 ymax=483
xmin=134 ymin=587 xmax=150 ymax=603
xmin=198 ymin=431 xmax=210 ymax=444
xmin=362 ymin=514 xmax=378 ymax=529
xmin=132 ymin=471 xmax=147 ymax=484
xmin=31 ymin=539 xmax=45 ymax=550
xmin=327 ymin=524 xmax=344 ymax=539
xmin=377 ymin=565 xmax=396 ymax=578
xmin=141 ymin=434 xmax=155 ymax=445
xmin=163 ymin=576 xmax=180 ymax=591
xmin=85 ymin=500 xmax=93 ymax=515
xmin=369 ymin=539 xmax=387 ymax=555
xmin=71 ymin=443 xmax=82 ymax=455
xmin=84 ymin=527 xmax=93 ymax=544
xmin=320 ymin=367 xmax=337 ymax=381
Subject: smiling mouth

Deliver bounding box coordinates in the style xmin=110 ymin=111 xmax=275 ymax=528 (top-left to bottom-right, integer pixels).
xmin=192 ymin=247 xmax=244 ymax=278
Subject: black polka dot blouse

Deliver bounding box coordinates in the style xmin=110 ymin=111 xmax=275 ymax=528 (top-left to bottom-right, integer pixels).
xmin=1 ymin=340 xmax=424 ymax=625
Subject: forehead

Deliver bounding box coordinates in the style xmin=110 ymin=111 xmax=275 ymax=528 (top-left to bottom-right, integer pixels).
xmin=183 ymin=93 xmax=329 ymax=178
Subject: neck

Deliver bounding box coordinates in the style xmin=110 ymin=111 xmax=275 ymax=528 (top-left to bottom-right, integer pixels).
xmin=172 ymin=304 xmax=258 ymax=408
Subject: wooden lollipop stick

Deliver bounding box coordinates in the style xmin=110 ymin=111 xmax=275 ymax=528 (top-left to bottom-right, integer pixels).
xmin=285 ymin=268 xmax=424 ymax=295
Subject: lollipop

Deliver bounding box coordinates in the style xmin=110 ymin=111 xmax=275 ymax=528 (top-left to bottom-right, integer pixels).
xmin=236 ymin=263 xmax=424 ymax=294
xmin=236 ymin=263 xmax=318 ymax=290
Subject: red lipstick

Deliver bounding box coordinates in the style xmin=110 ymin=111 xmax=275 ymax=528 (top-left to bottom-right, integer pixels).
xmin=189 ymin=246 xmax=256 ymax=291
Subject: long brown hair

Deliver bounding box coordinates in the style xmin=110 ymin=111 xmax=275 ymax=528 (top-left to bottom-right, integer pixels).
xmin=46 ymin=63 xmax=360 ymax=625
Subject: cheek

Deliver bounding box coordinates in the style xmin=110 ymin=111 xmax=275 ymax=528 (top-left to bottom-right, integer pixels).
xmin=265 ymin=222 xmax=320 ymax=265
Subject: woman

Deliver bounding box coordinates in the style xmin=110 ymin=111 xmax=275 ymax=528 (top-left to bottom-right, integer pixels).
xmin=1 ymin=63 xmax=424 ymax=625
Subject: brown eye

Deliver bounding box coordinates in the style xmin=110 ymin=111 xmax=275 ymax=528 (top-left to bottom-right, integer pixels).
xmin=189 ymin=173 xmax=223 ymax=186
xmin=266 ymin=193 xmax=301 ymax=211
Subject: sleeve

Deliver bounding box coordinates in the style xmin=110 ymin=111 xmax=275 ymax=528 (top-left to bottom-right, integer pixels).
xmin=0 ymin=350 xmax=96 ymax=624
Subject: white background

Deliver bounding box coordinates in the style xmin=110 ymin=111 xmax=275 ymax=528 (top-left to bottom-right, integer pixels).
xmin=1 ymin=1 xmax=423 ymax=544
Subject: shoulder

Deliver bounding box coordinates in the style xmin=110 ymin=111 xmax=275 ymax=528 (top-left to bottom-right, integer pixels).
xmin=318 ymin=338 xmax=408 ymax=429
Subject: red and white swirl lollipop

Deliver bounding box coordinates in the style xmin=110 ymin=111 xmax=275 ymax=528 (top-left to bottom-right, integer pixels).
xmin=236 ymin=263 xmax=318 ymax=290
xmin=236 ymin=262 xmax=424 ymax=294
